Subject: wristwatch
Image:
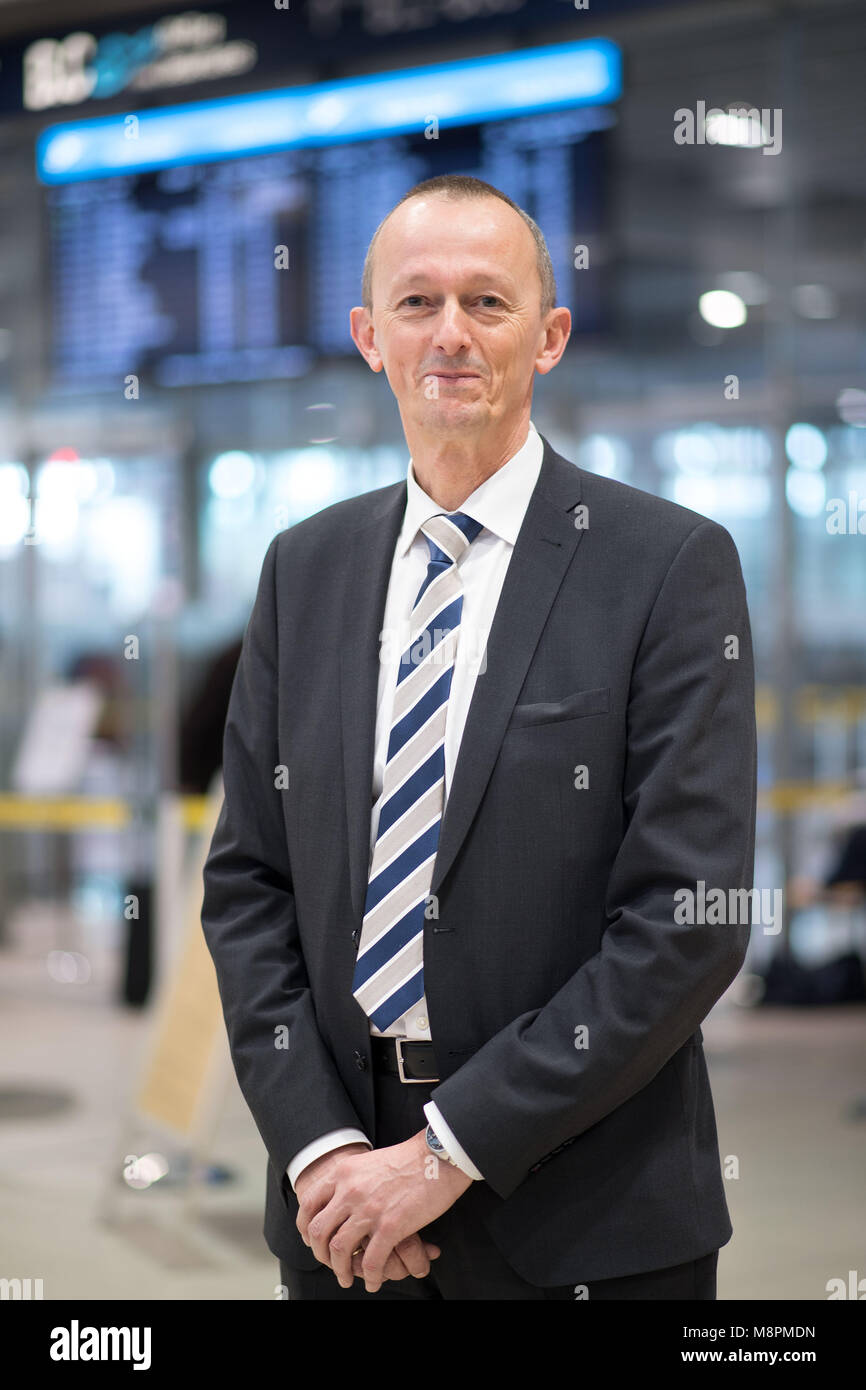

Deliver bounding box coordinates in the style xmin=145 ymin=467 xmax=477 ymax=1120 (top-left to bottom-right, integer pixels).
xmin=425 ymin=1123 xmax=458 ymax=1166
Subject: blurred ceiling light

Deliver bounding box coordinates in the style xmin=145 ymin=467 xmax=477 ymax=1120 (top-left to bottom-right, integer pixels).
xmin=0 ymin=493 xmax=29 ymax=547
xmin=655 ymin=426 xmax=771 ymax=474
xmin=671 ymin=475 xmax=717 ymax=514
xmin=672 ymin=473 xmax=770 ymax=518
xmin=785 ymin=465 xmax=826 ymax=517
xmin=35 ymin=495 xmax=79 ymax=547
xmin=723 ymin=474 xmax=772 ymax=516
xmin=0 ymin=461 xmax=28 ymax=495
xmin=792 ymin=284 xmax=838 ymax=319
xmin=576 ymin=434 xmax=631 ymax=477
xmin=836 ymin=388 xmax=866 ymax=428
xmin=86 ymin=497 xmax=159 ymax=610
xmin=705 ymin=108 xmax=770 ymax=148
xmin=673 ymin=427 xmax=719 ymax=473
xmin=282 ymin=448 xmax=341 ymax=509
xmin=209 ymin=450 xmax=257 ymax=499
xmin=785 ymin=423 xmax=828 ymax=470
xmin=716 ymin=271 xmax=769 ymax=305
xmin=37 ymin=457 xmax=101 ymax=502
xmin=699 ymin=290 xmax=747 ymax=329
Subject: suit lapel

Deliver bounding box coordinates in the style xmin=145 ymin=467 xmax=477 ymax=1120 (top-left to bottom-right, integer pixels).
xmin=340 ymin=482 xmax=407 ymax=925
xmin=340 ymin=434 xmax=585 ymax=924
xmin=430 ymin=437 xmax=584 ymax=897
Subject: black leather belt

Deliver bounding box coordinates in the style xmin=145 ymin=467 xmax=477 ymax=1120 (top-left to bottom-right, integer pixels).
xmin=370 ymin=1036 xmax=440 ymax=1083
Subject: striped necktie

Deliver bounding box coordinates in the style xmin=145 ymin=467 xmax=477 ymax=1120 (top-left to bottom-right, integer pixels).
xmin=352 ymin=510 xmax=484 ymax=1032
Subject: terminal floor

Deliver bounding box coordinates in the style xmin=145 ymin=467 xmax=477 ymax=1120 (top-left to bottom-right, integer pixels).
xmin=1 ymin=968 xmax=864 ymax=1301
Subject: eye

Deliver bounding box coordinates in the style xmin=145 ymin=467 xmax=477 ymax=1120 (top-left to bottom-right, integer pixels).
xmin=478 ymin=295 xmax=502 ymax=307
xmin=401 ymin=296 xmax=426 ymax=307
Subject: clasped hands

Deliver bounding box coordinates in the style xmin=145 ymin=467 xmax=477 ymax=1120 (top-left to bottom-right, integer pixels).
xmin=295 ymin=1129 xmax=473 ymax=1292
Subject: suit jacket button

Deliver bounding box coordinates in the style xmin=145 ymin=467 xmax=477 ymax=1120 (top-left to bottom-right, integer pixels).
xmin=354 ymin=1050 xmax=367 ymax=1071
xmin=351 ymin=929 xmax=359 ymax=944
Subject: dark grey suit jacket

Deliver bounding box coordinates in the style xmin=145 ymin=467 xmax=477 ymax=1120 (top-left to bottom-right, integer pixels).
xmin=200 ymin=433 xmax=757 ymax=1285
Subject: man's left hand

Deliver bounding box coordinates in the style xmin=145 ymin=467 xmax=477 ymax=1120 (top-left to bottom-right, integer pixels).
xmin=297 ymin=1127 xmax=473 ymax=1292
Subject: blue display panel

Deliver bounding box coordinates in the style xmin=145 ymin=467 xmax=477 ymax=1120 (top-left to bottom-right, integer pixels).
xmin=35 ymin=40 xmax=620 ymax=181
xmin=46 ymin=104 xmax=612 ymax=388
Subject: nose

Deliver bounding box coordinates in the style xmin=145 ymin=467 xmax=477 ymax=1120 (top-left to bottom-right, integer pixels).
xmin=431 ymin=298 xmax=472 ymax=357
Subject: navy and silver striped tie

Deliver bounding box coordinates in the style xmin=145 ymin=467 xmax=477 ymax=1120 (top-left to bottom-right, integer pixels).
xmin=352 ymin=511 xmax=483 ymax=1031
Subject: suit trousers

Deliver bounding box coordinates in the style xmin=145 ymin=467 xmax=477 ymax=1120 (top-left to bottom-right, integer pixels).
xmin=279 ymin=1066 xmax=719 ymax=1300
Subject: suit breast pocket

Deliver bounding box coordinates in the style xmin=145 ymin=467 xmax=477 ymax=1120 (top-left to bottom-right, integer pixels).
xmin=507 ymin=685 xmax=611 ymax=731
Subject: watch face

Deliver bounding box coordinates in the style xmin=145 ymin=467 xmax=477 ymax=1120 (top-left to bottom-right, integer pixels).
xmin=426 ymin=1126 xmax=444 ymax=1151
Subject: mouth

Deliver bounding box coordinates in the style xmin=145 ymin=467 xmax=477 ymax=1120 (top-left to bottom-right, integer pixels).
xmin=426 ymin=372 xmax=481 ymax=382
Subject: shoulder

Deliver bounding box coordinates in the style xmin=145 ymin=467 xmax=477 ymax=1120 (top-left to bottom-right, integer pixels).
xmin=546 ymin=438 xmax=742 ymax=573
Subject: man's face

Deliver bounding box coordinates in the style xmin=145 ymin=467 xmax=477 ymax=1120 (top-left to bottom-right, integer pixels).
xmin=350 ymin=195 xmax=568 ymax=440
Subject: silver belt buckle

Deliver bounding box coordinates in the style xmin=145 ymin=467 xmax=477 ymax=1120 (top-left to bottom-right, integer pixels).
xmin=394 ymin=1038 xmax=438 ymax=1084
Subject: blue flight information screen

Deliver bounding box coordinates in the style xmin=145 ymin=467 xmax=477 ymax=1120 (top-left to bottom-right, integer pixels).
xmin=46 ymin=106 xmax=611 ymax=389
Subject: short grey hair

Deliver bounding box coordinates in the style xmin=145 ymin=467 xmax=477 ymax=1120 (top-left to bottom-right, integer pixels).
xmin=361 ymin=174 xmax=557 ymax=317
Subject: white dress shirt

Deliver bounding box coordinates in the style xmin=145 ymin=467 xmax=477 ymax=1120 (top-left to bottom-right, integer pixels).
xmin=287 ymin=420 xmax=544 ymax=1190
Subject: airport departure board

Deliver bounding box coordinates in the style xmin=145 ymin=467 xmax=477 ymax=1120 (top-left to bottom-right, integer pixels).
xmin=45 ymin=105 xmax=610 ymax=388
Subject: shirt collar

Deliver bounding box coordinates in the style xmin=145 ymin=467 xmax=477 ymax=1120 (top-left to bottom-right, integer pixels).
xmin=397 ymin=421 xmax=543 ymax=557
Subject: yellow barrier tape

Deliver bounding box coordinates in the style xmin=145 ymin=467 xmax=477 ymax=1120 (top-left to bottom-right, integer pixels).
xmin=756 ymin=782 xmax=854 ymax=812
xmin=0 ymin=794 xmax=213 ymax=831
xmin=0 ymin=796 xmax=130 ymax=829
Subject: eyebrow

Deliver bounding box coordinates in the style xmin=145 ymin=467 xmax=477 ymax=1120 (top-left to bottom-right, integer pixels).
xmin=388 ymin=271 xmax=515 ymax=297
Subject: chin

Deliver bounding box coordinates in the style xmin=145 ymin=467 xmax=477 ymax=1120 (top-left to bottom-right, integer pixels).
xmin=422 ymin=400 xmax=485 ymax=429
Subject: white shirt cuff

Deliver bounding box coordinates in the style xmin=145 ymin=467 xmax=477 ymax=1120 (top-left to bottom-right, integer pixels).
xmin=424 ymin=1101 xmax=484 ymax=1181
xmin=287 ymin=1128 xmax=372 ymax=1192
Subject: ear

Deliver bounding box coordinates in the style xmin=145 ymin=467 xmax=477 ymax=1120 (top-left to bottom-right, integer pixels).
xmin=349 ymin=306 xmax=384 ymax=373
xmin=535 ymin=306 xmax=572 ymax=376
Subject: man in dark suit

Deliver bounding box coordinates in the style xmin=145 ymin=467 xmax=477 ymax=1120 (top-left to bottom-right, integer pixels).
xmin=201 ymin=174 xmax=757 ymax=1300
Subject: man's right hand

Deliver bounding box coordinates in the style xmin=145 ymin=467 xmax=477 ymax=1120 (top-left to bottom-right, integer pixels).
xmin=295 ymin=1142 xmax=441 ymax=1284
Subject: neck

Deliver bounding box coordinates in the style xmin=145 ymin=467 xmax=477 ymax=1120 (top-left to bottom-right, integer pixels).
xmin=406 ymin=415 xmax=531 ymax=511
